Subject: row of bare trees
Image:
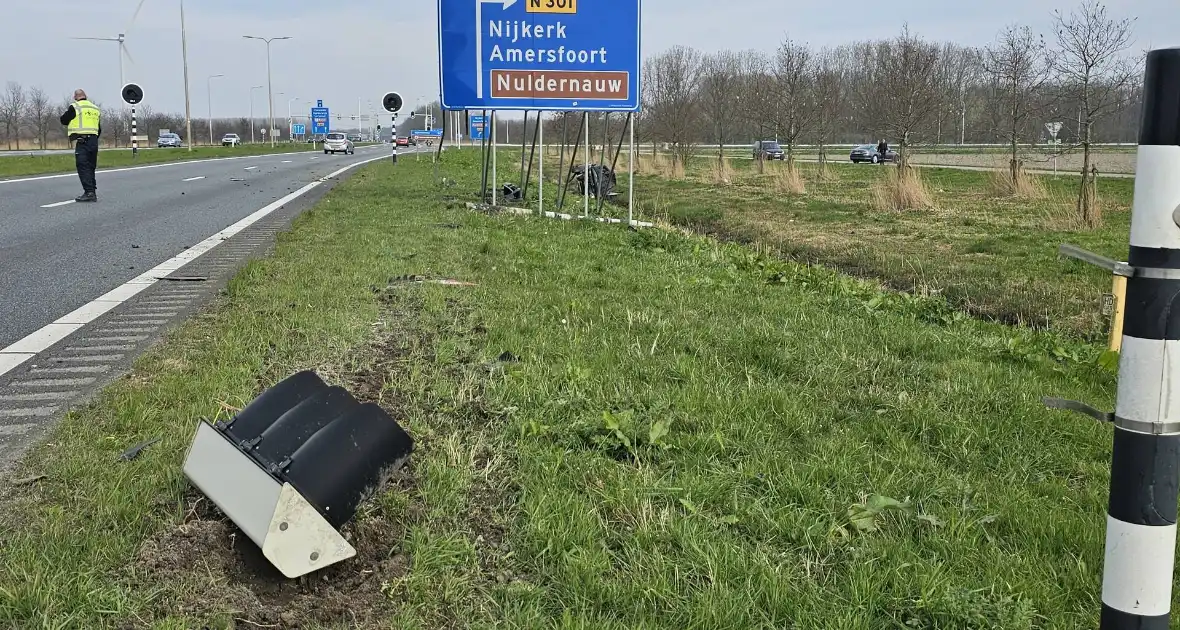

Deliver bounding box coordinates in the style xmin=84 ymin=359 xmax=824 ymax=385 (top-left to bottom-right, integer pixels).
xmin=0 ymin=83 xmax=319 ymax=150
xmin=638 ymin=0 xmax=1139 ymax=223
xmin=0 ymin=82 xmax=63 ymax=151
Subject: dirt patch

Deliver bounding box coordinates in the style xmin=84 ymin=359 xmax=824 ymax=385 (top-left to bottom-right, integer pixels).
xmin=134 ymin=483 xmax=411 ymax=629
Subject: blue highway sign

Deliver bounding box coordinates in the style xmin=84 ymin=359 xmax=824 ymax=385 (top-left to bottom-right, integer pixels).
xmin=438 ymin=0 xmax=641 ymax=112
xmin=311 ymin=107 xmax=330 ymax=135
xmin=469 ymin=115 xmax=488 ymax=140
xmin=411 ymin=129 xmax=445 ymax=137
xmin=291 ymin=123 xmax=307 ymax=135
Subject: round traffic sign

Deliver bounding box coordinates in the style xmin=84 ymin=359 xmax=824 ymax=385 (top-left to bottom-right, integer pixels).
xmin=121 ymin=83 xmax=144 ymax=105
xmin=382 ymin=92 xmax=403 ymax=113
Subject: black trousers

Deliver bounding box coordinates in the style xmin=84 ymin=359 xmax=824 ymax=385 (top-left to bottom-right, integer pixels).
xmin=74 ymin=135 xmax=99 ymax=193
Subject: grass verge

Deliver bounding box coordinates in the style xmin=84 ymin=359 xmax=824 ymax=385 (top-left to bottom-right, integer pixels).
xmin=0 ymin=143 xmax=327 ymax=179
xmin=0 ymin=149 xmax=1124 ymax=628
xmin=638 ymin=155 xmax=1134 ymax=340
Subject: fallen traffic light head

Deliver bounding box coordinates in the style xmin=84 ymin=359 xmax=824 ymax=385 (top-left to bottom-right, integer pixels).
xmin=182 ymin=370 xmax=413 ymax=578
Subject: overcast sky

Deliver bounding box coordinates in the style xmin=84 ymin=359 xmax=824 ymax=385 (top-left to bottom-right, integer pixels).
xmin=1 ymin=0 xmax=1172 ymax=121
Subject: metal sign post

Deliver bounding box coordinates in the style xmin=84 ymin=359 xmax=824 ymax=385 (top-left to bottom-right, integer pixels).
xmin=121 ymin=83 xmax=144 ymax=158
xmin=1046 ymin=121 xmax=1063 ymax=177
xmin=383 ymin=91 xmax=403 ymax=165
xmin=437 ymin=0 xmax=643 ymax=224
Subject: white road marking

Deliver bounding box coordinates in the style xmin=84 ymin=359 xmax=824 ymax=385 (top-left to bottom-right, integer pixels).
xmin=244 ymin=166 xmax=258 ymax=171
xmin=310 ymin=157 xmax=319 ymax=160
xmin=40 ymin=200 xmax=75 ymax=208
xmin=0 ymin=153 xmax=386 ymax=378
xmin=182 ymin=176 xmax=205 ymax=182
xmin=282 ymin=160 xmax=293 ymax=163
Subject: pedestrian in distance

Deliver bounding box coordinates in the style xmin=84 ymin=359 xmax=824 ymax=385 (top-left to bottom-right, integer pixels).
xmin=877 ymin=138 xmax=888 ymax=164
xmin=60 ymin=89 xmax=102 ymax=202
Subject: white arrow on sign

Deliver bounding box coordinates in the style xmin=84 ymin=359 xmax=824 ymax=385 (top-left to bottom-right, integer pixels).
xmin=476 ymin=0 xmax=518 ymax=99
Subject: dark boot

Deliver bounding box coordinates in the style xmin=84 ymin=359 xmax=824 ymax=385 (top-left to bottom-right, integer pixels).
xmin=75 ymin=191 xmax=97 ymax=203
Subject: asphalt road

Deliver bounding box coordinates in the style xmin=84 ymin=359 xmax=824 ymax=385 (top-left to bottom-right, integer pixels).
xmin=0 ymin=144 xmax=390 ymax=349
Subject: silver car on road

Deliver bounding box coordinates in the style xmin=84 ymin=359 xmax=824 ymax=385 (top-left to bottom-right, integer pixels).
xmin=323 ymin=132 xmax=355 ymax=155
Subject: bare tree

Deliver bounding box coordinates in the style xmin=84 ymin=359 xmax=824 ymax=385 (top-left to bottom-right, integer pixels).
xmin=811 ymin=46 xmax=851 ymax=166
xmin=984 ymin=24 xmax=1052 ymax=183
xmin=865 ymin=26 xmax=942 ymax=166
xmin=698 ymin=50 xmax=742 ymax=164
xmin=773 ymin=38 xmax=816 ymax=166
xmin=27 ymin=86 xmax=53 ymax=149
xmin=737 ymin=51 xmax=777 ymax=173
xmin=1053 ymin=0 xmax=1137 ymax=226
xmin=641 ymin=46 xmax=704 ymax=170
xmin=0 ymin=82 xmax=28 ymax=150
xmin=935 ymin=45 xmax=983 ymax=146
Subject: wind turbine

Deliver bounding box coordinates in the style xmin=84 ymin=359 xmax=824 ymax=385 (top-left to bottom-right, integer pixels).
xmin=70 ymin=0 xmax=147 ymax=103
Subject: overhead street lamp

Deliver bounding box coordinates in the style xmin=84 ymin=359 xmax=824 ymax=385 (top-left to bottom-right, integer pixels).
xmin=242 ymin=35 xmax=291 ymax=148
xmin=207 ymin=73 xmax=224 ymax=145
xmin=249 ymin=85 xmax=265 ymax=144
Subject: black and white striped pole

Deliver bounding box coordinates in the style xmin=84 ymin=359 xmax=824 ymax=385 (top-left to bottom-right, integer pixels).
xmin=121 ymin=83 xmax=144 ymax=159
xmin=1102 ymin=47 xmax=1180 ymax=630
xmin=383 ymin=91 xmax=403 ymax=166
xmin=1045 ymin=48 xmax=1180 ymax=630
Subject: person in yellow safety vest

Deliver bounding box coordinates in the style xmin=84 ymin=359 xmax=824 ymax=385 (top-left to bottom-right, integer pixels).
xmin=59 ymin=89 xmax=102 ymax=203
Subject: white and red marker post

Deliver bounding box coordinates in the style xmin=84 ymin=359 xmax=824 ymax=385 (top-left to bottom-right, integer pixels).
xmin=1100 ymin=46 xmax=1180 ymax=630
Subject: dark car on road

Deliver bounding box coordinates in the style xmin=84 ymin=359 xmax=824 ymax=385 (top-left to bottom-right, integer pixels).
xmin=752 ymin=140 xmax=785 ymax=160
xmin=849 ymin=144 xmax=899 ymax=164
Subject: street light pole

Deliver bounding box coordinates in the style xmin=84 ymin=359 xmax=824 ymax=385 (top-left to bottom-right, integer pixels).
xmin=180 ymin=0 xmax=193 ymax=152
xmin=243 ymin=35 xmax=291 ymax=149
xmin=207 ymin=73 xmax=224 ymax=145
xmin=249 ymin=85 xmax=264 ymax=144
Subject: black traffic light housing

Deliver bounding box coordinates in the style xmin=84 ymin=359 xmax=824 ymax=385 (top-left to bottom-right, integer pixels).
xmin=382 ymin=92 xmax=403 ymax=114
xmin=182 ymin=370 xmax=414 ymax=577
xmin=121 ymin=83 xmax=143 ymax=105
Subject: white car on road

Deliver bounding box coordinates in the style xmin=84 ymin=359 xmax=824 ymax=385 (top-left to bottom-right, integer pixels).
xmin=221 ymin=133 xmax=241 ymax=147
xmin=323 ymin=132 xmax=355 ymax=155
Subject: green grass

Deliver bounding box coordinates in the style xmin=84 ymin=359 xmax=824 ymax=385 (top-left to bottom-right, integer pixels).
xmin=631 ymin=156 xmax=1133 ymax=341
xmin=0 ymin=149 xmax=1132 ymax=628
xmin=0 ymin=143 xmax=328 ymax=178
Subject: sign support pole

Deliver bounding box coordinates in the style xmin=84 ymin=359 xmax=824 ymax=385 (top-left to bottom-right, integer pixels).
xmin=491 ymin=110 xmax=498 ymax=207
xmin=121 ymin=83 xmax=143 ymax=159
xmin=1097 ymin=47 xmax=1180 ymax=630
xmin=539 ymin=121 xmax=544 ymax=216
xmin=628 ymin=112 xmax=634 ymax=226
xmin=583 ymin=112 xmax=589 ymax=218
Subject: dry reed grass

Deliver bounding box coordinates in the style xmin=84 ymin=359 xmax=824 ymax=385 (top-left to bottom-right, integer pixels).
xmin=870 ymin=166 xmax=933 ymax=211
xmin=771 ymin=162 xmax=807 ymax=194
xmin=987 ymin=165 xmax=1047 ymax=198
